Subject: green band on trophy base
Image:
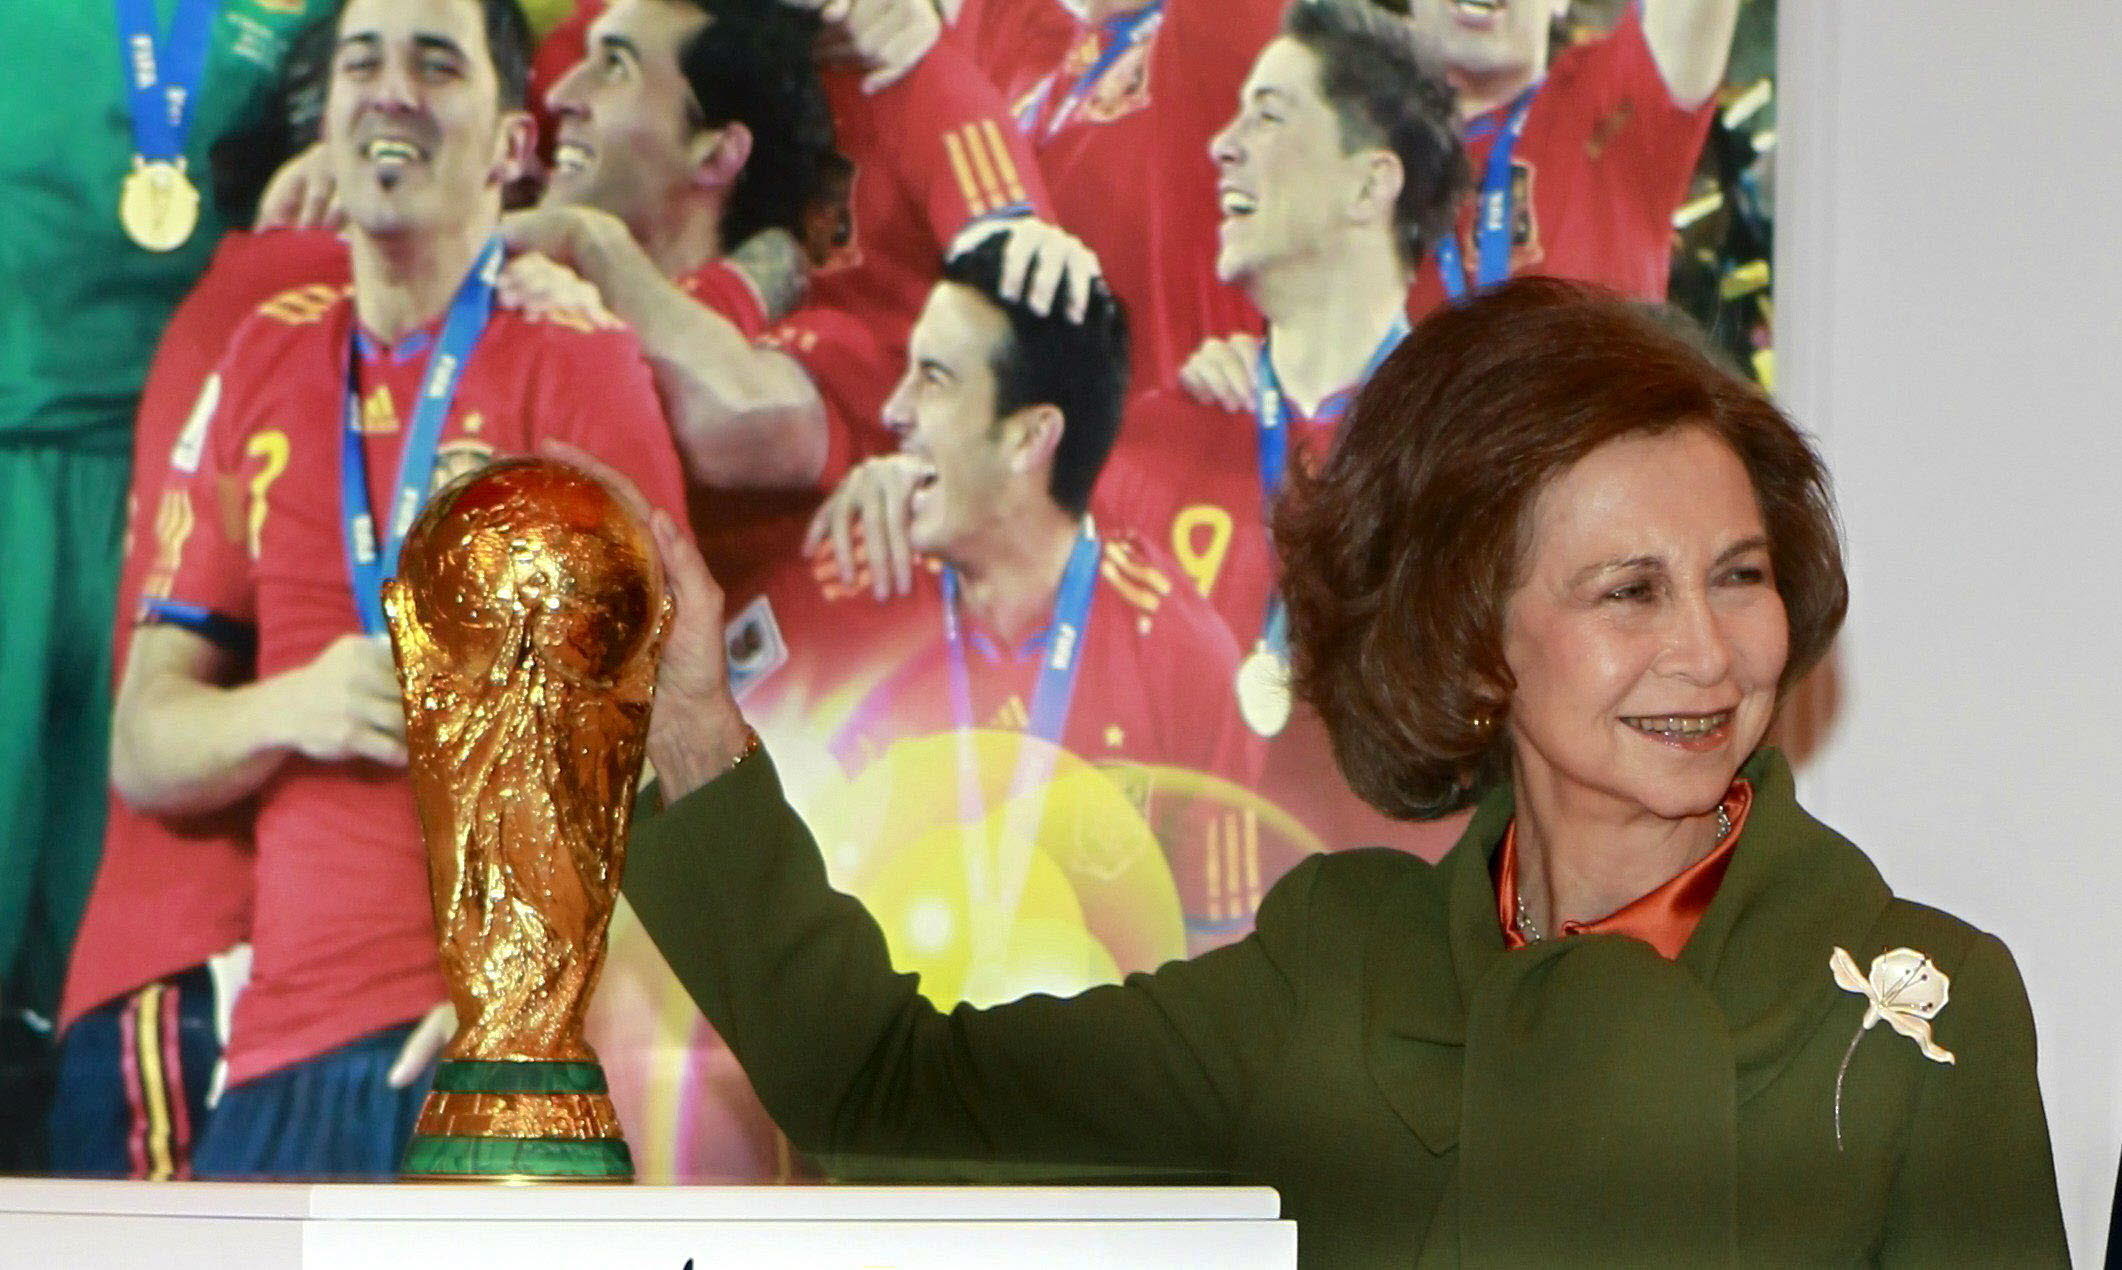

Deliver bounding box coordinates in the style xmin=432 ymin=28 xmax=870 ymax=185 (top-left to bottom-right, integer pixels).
xmin=431 ymin=1059 xmax=609 ymax=1095
xmin=402 ymin=1134 xmax=634 ymax=1180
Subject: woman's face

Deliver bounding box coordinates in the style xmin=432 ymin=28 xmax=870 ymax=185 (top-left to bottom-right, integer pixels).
xmin=1499 ymin=426 xmax=1789 ymax=825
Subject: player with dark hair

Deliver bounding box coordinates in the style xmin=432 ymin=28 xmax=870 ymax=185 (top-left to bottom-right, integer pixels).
xmin=1097 ymin=0 xmax=1468 ymax=905
xmin=744 ymin=226 xmax=1260 ymax=957
xmin=507 ymin=0 xmax=841 ymax=596
xmin=1177 ymin=0 xmax=1741 ymax=404
xmin=932 ymin=234 xmax=1133 ymax=519
xmin=956 ymin=0 xmax=1456 ymax=385
xmin=538 ymin=0 xmax=830 ymax=297
xmin=108 ymin=0 xmax=687 ymax=1178
xmin=506 ymin=0 xmax=1057 ymax=594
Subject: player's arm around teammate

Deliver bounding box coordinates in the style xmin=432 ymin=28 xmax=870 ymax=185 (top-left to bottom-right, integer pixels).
xmin=111 ymin=629 xmax=406 ymax=818
xmin=506 ymin=203 xmax=832 ymax=491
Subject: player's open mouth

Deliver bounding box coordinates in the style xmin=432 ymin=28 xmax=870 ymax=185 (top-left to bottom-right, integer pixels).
xmin=552 ymin=142 xmax=593 ymax=178
xmin=1219 ymin=189 xmax=1257 ymax=217
xmin=1454 ymin=0 xmax=1503 ymax=17
xmin=363 ymin=137 xmax=427 ymax=170
xmin=1621 ymin=710 xmax=1734 ymax=749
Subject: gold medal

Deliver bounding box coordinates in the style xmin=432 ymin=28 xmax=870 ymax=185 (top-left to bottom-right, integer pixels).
xmin=1236 ymin=642 xmax=1292 ymax=738
xmin=120 ymin=158 xmax=200 ymax=252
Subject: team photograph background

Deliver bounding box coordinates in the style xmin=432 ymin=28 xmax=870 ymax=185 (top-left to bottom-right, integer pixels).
xmin=30 ymin=0 xmax=1788 ymax=1188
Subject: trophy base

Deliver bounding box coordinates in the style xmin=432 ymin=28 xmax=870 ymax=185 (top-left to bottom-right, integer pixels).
xmin=401 ymin=1060 xmax=634 ymax=1182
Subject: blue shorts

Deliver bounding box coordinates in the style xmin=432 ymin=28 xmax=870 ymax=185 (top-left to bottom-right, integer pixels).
xmin=191 ymin=1022 xmax=435 ymax=1180
xmin=47 ymin=965 xmax=219 ymax=1178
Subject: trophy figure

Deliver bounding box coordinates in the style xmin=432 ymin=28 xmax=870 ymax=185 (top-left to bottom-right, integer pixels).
xmin=385 ymin=458 xmax=669 ymax=1181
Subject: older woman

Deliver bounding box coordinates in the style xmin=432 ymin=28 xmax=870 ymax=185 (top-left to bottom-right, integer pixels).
xmin=612 ymin=279 xmax=2065 ymax=1265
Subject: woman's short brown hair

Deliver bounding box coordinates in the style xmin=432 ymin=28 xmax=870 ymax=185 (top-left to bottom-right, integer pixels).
xmin=1274 ymin=277 xmax=1847 ymax=818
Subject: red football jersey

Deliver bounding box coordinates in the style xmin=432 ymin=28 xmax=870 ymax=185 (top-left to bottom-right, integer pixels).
xmin=1094 ymin=383 xmax=1323 ymax=642
xmin=60 ymin=229 xmax=351 ymax=1032
xmin=960 ymin=0 xmax=1165 ymax=373
xmin=752 ymin=530 xmax=1273 ymax=951
xmin=146 ymin=279 xmax=687 ymax=1084
xmin=958 ymin=0 xmax=1283 ymax=385
xmin=721 ymin=533 xmax=937 ymax=742
xmin=1407 ymin=9 xmax=1716 ymax=318
xmin=768 ymin=33 xmax=1055 ymax=480
xmin=678 ymin=257 xmax=769 ymax=342
xmin=1096 ymin=384 xmax=1466 ymax=864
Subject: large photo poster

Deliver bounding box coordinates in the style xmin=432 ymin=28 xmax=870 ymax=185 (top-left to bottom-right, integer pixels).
xmin=20 ymin=0 xmax=1777 ymax=1184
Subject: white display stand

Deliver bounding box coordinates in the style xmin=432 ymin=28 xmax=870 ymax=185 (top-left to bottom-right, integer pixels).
xmin=0 ymin=1178 xmax=1293 ymax=1268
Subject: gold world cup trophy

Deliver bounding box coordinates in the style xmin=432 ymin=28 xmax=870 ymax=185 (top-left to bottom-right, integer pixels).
xmin=384 ymin=458 xmax=670 ymax=1181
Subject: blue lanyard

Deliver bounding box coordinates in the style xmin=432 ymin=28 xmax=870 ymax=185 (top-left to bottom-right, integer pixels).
xmin=114 ymin=0 xmax=222 ymax=163
xmin=941 ymin=522 xmax=1102 ymax=752
xmin=340 ymin=236 xmax=504 ymax=636
xmin=1025 ymin=2 xmax=1163 ymax=140
xmin=1434 ymin=84 xmax=1539 ymax=301
xmin=1252 ymin=316 xmax=1409 ymax=507
xmin=1251 ymin=316 xmax=1408 ymax=652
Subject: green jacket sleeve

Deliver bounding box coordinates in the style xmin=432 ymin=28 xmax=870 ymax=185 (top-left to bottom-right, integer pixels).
xmin=622 ymin=750 xmax=1318 ymax=1177
xmin=1876 ymin=932 xmax=2068 ymax=1266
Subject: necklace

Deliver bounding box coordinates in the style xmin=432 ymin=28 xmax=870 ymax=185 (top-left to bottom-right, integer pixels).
xmin=1514 ymin=802 xmax=1733 ymax=944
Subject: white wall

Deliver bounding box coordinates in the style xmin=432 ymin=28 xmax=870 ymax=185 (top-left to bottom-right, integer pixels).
xmin=1777 ymin=2 xmax=2122 ymax=1261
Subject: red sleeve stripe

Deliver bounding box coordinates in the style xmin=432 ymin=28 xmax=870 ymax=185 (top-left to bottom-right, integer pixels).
xmin=1103 ymin=543 xmax=1174 ymax=596
xmin=1204 ymin=809 xmax=1264 ymax=923
xmin=1100 ymin=560 xmax=1164 ymax=614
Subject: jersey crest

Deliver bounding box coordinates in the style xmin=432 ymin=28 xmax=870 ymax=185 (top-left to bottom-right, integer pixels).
xmin=1080 ymin=32 xmax=1155 ymax=125
xmin=430 ymin=437 xmax=496 ymax=492
xmin=1450 ymin=158 xmax=1545 ymax=275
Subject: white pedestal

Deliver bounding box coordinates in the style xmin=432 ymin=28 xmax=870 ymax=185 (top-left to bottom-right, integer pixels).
xmin=0 ymin=1178 xmax=1293 ymax=1267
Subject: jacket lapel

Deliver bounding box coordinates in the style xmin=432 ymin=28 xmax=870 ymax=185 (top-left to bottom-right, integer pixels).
xmin=1360 ymin=748 xmax=1895 ymax=1155
xmin=1678 ymin=749 xmax=1893 ymax=1105
xmin=1361 ymin=783 xmax=1512 ymax=1157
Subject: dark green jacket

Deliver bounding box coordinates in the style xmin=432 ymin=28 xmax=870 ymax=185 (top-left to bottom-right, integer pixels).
xmin=626 ymin=747 xmax=2066 ymax=1266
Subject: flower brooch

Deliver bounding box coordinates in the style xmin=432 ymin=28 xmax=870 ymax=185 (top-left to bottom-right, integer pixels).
xmin=1829 ymin=947 xmax=1956 ymax=1149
